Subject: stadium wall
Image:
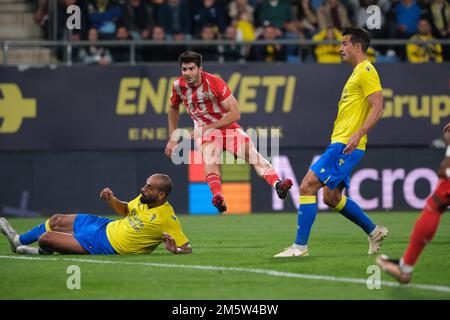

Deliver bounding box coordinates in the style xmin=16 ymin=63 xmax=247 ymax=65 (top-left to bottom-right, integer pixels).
xmin=0 ymin=148 xmax=443 ymax=215
xmin=0 ymin=64 xmax=448 ymax=215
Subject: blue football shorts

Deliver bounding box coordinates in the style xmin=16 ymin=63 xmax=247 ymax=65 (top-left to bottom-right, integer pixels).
xmin=311 ymin=142 xmax=364 ymax=190
xmin=73 ymin=214 xmax=117 ymax=255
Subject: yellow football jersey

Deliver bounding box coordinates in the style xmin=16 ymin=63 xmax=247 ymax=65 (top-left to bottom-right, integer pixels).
xmin=106 ymin=196 xmax=189 ymax=255
xmin=331 ymin=59 xmax=382 ymax=150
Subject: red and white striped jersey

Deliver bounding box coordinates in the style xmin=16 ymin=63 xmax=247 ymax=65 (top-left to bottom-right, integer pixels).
xmin=170 ymin=71 xmax=240 ymax=129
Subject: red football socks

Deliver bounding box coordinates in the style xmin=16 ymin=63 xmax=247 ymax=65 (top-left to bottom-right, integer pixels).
xmin=263 ymin=168 xmax=280 ymax=188
xmin=403 ymin=198 xmax=443 ymax=266
xmin=206 ymin=173 xmax=222 ymax=196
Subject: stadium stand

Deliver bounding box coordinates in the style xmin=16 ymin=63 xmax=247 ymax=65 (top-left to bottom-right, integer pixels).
xmin=0 ymin=0 xmax=56 ymax=64
xmin=0 ymin=0 xmax=449 ymax=64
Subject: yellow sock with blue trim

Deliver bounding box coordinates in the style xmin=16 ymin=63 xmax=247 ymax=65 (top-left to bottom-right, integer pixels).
xmin=335 ymin=196 xmax=376 ymax=234
xmin=19 ymin=219 xmax=52 ymax=245
xmin=295 ymin=195 xmax=317 ymax=245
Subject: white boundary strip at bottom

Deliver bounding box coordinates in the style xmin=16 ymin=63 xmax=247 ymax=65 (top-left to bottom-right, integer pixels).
xmin=1 ymin=255 xmax=450 ymax=294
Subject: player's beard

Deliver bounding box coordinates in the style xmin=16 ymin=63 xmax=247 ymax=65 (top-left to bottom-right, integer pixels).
xmin=186 ymin=72 xmax=200 ymax=86
xmin=140 ymin=194 xmax=157 ymax=204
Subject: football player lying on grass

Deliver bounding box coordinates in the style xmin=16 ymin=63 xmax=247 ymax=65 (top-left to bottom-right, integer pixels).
xmin=0 ymin=174 xmax=192 ymax=255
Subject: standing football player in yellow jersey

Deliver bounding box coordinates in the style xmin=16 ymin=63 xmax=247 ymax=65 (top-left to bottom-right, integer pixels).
xmin=275 ymin=28 xmax=388 ymax=258
xmin=0 ymin=174 xmax=192 ymax=255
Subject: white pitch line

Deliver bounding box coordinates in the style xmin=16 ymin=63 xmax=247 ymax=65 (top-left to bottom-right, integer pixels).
xmin=1 ymin=255 xmax=450 ymax=294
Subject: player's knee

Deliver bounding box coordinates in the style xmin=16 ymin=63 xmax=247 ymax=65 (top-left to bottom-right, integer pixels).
xmin=323 ymin=195 xmax=339 ymax=208
xmin=37 ymin=232 xmax=52 ymax=247
xmin=323 ymin=196 xmax=336 ymax=208
xmin=299 ymin=179 xmax=315 ymax=196
xmin=299 ymin=182 xmax=308 ymax=195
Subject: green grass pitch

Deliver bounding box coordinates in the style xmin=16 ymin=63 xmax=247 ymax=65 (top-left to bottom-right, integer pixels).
xmin=0 ymin=212 xmax=449 ymax=299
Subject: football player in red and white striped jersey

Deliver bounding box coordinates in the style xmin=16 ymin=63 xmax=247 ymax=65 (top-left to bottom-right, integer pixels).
xmin=377 ymin=121 xmax=450 ymax=284
xmin=165 ymin=50 xmax=292 ymax=212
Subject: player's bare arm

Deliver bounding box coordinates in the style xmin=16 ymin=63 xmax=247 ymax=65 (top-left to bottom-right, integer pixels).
xmin=162 ymin=232 xmax=192 ymax=254
xmin=190 ymin=95 xmax=241 ymax=139
xmin=344 ymin=91 xmax=384 ymax=154
xmin=99 ymin=188 xmax=129 ymax=216
xmin=165 ymin=103 xmax=181 ymax=158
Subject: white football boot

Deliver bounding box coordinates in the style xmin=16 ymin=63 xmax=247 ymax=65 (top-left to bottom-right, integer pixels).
xmin=16 ymin=245 xmax=40 ymax=255
xmin=274 ymin=244 xmax=309 ymax=257
xmin=368 ymin=226 xmax=389 ymax=255
xmin=0 ymin=217 xmax=22 ymax=253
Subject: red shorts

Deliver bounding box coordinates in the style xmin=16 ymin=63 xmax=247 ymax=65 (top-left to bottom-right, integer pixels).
xmin=195 ymin=127 xmax=250 ymax=155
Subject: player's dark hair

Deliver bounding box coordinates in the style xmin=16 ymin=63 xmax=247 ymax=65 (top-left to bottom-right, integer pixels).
xmin=178 ymin=50 xmax=202 ymax=67
xmin=155 ymin=174 xmax=173 ymax=198
xmin=342 ymin=27 xmax=370 ymax=52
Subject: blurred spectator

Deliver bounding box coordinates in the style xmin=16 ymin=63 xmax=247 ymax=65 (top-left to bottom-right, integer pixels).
xmin=317 ymin=0 xmax=352 ymax=30
xmin=293 ymin=0 xmax=319 ymax=37
xmin=347 ymin=0 xmax=391 ymax=59
xmin=171 ymin=32 xmax=189 ymax=55
xmin=249 ymin=23 xmax=286 ymax=61
xmin=367 ymin=46 xmax=377 ymax=62
xmin=407 ymin=18 xmax=443 ymax=62
xmin=221 ymin=25 xmax=246 ymax=62
xmin=284 ymin=20 xmax=306 ymax=62
xmin=35 ymin=0 xmax=50 ymax=37
xmin=255 ymin=0 xmax=293 ymax=30
xmin=312 ymin=27 xmax=342 ymax=63
xmin=311 ymin=0 xmax=326 ymax=11
xmin=424 ymin=0 xmax=450 ymax=38
xmin=312 ymin=25 xmax=377 ymax=63
xmin=142 ymin=25 xmax=181 ymax=61
xmin=233 ymin=11 xmax=256 ymax=60
xmin=348 ymin=0 xmax=391 ymax=34
xmin=39 ymin=0 xmax=90 ymax=41
xmin=120 ymin=0 xmax=154 ymax=40
xmin=193 ymin=0 xmax=228 ymax=35
xmin=339 ymin=0 xmax=358 ymax=21
xmin=185 ymin=0 xmax=204 ymax=34
xmin=78 ymin=27 xmax=112 ymax=65
xmin=87 ymin=0 xmax=123 ymax=39
xmin=191 ymin=24 xmax=222 ymax=61
xmin=393 ymin=0 xmax=422 ymax=38
xmin=39 ymin=0 xmax=90 ymax=61
xmin=155 ymin=0 xmax=193 ymax=38
xmin=110 ymin=26 xmax=134 ymax=63
xmin=235 ymin=11 xmax=256 ymax=40
xmin=228 ymin=0 xmax=255 ymax=23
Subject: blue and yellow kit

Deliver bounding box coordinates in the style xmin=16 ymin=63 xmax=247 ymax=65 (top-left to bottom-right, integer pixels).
xmin=106 ymin=196 xmax=190 ymax=255
xmin=331 ymin=59 xmax=382 ymax=151
xmin=73 ymin=196 xmax=189 ymax=255
xmin=311 ymin=59 xmax=382 ymax=189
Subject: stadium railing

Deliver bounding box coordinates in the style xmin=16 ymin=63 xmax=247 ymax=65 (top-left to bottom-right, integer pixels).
xmin=1 ymin=38 xmax=450 ymax=66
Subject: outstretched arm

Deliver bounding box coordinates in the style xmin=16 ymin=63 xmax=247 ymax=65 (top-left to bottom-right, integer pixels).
xmin=99 ymin=188 xmax=128 ymax=217
xmin=162 ymin=233 xmax=192 ymax=254
xmin=165 ymin=104 xmax=181 ymax=158
xmin=344 ymin=91 xmax=384 ymax=154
